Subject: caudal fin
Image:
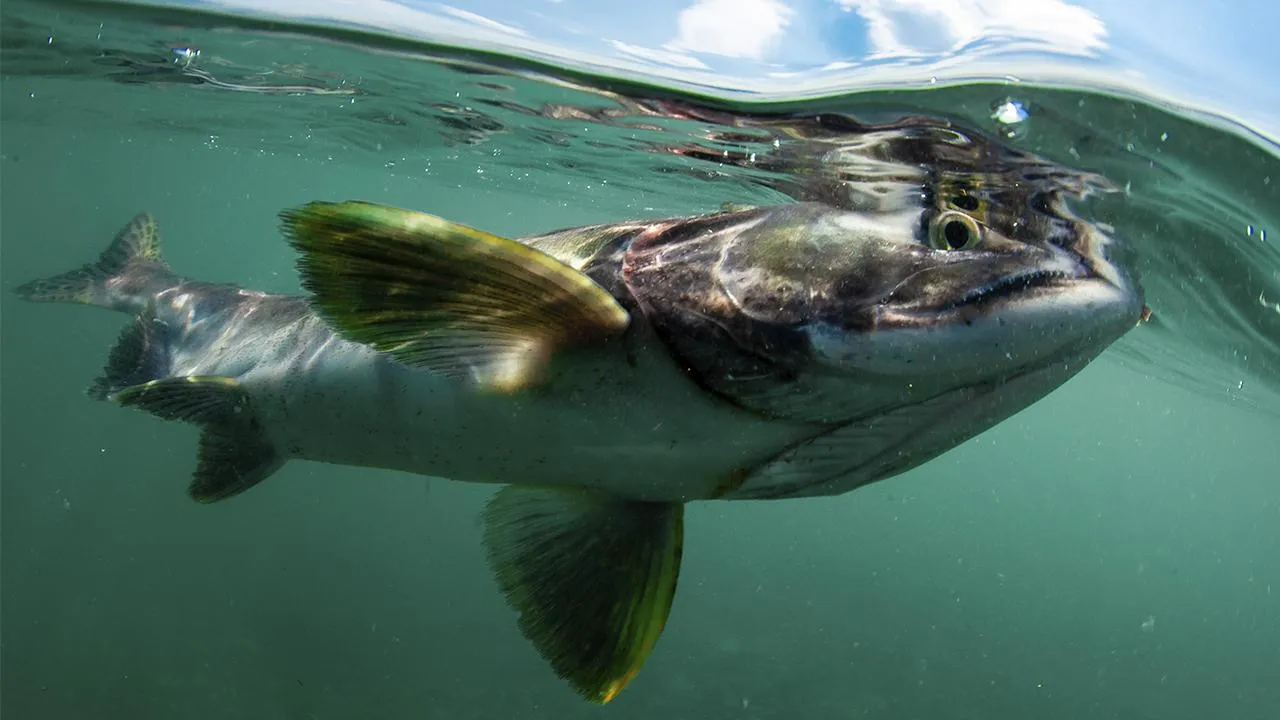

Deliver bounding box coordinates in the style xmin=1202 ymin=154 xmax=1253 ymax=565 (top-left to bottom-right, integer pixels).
xmin=14 ymin=213 xmax=169 ymax=310
xmin=17 ymin=213 xmax=281 ymax=502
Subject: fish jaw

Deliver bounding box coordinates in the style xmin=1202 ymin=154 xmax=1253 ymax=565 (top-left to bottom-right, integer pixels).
xmin=806 ymin=224 xmax=1144 ymax=382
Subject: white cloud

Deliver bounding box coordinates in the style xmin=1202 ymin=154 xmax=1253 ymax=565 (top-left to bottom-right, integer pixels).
xmin=609 ymin=40 xmax=710 ymax=69
xmin=665 ymin=0 xmax=795 ymax=60
xmin=202 ymin=0 xmax=530 ymax=43
xmin=837 ymin=0 xmax=1106 ymax=58
xmin=437 ymin=6 xmax=527 ymax=36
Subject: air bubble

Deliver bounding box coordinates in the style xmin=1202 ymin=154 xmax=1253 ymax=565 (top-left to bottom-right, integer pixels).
xmin=171 ymin=46 xmax=200 ymax=69
xmin=991 ymin=99 xmax=1029 ymax=139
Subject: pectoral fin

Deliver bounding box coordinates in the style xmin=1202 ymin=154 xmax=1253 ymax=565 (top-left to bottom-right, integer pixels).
xmin=481 ymin=486 xmax=684 ymax=703
xmin=279 ymin=201 xmax=631 ymax=392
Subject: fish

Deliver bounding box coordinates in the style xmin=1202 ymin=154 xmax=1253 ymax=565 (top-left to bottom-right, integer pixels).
xmin=15 ymin=170 xmax=1143 ymax=703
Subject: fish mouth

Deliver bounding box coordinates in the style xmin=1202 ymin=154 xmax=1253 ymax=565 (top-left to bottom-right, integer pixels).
xmin=947 ymin=268 xmax=1086 ymax=311
xmin=819 ymin=259 xmax=1139 ymax=383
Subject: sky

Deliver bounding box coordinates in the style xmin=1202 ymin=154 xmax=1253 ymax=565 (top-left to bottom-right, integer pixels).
xmin=176 ymin=0 xmax=1280 ymax=141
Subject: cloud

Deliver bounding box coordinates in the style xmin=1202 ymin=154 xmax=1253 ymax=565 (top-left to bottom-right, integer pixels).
xmin=837 ymin=0 xmax=1107 ymax=58
xmin=437 ymin=6 xmax=527 ymax=37
xmin=608 ymin=40 xmax=710 ymax=69
xmin=665 ymin=0 xmax=795 ymax=60
xmin=200 ymin=0 xmax=531 ymax=44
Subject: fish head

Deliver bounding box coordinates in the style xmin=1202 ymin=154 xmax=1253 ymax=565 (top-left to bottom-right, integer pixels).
xmin=623 ymin=172 xmax=1143 ymax=496
xmin=792 ymin=182 xmax=1143 ymax=384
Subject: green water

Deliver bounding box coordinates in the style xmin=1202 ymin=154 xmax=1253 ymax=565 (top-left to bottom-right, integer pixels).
xmin=2 ymin=2 xmax=1278 ymax=719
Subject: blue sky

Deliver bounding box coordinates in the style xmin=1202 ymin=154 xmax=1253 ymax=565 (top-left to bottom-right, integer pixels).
xmin=184 ymin=0 xmax=1280 ymax=140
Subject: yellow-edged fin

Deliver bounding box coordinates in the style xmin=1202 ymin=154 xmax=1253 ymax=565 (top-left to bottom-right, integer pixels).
xmin=279 ymin=201 xmax=631 ymax=393
xmin=481 ymin=487 xmax=684 ymax=703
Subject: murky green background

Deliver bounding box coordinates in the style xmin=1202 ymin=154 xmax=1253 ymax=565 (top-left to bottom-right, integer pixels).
xmin=3 ymin=39 xmax=1278 ymax=720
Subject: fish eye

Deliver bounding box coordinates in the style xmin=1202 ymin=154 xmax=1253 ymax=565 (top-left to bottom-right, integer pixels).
xmin=929 ymin=211 xmax=981 ymax=251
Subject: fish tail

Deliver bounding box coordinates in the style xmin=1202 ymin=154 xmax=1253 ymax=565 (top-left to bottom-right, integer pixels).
xmin=17 ymin=213 xmax=282 ymax=502
xmin=14 ymin=212 xmax=172 ymax=312
xmin=13 ymin=213 xmax=177 ymax=394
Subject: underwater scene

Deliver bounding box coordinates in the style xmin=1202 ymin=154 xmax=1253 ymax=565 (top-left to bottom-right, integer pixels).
xmin=1 ymin=1 xmax=1277 ymax=718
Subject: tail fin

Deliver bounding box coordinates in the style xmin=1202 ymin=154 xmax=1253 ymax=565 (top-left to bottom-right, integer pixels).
xmin=15 ymin=213 xmax=169 ymax=311
xmin=17 ymin=214 xmax=282 ymax=503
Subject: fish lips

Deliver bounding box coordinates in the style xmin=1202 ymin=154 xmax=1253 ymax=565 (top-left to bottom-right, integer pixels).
xmin=808 ymin=251 xmax=1144 ymax=379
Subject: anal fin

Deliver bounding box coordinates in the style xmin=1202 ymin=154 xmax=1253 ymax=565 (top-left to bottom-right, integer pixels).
xmin=482 ymin=486 xmax=684 ymax=703
xmin=193 ymin=419 xmax=280 ymax=503
xmin=112 ymin=376 xmax=281 ymax=503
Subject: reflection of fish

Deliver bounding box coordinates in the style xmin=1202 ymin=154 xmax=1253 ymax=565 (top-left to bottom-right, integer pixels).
xmin=17 ymin=179 xmax=1141 ymax=701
